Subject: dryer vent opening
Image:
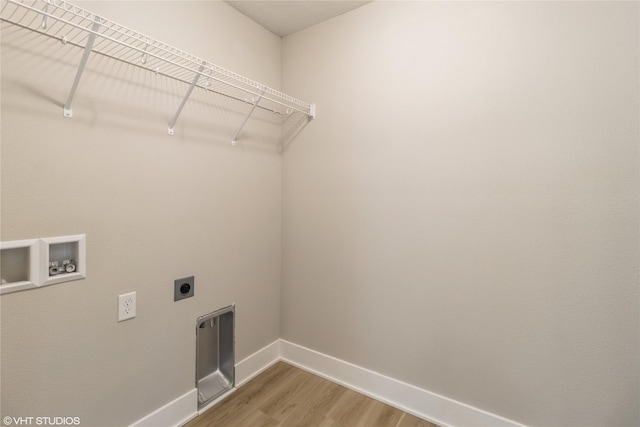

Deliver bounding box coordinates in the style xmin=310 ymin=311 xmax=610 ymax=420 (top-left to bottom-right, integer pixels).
xmin=196 ymin=305 xmax=235 ymax=409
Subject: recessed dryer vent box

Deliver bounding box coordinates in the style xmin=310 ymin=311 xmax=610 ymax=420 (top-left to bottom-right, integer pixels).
xmin=196 ymin=305 xmax=235 ymax=409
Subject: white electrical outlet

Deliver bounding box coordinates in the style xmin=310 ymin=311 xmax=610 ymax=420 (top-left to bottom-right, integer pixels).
xmin=118 ymin=292 xmax=136 ymax=322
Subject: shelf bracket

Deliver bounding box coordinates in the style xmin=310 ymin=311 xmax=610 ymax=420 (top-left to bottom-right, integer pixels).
xmin=168 ymin=61 xmax=206 ymax=136
xmin=41 ymin=0 xmax=50 ymax=30
xmin=231 ymin=89 xmax=265 ymax=146
xmin=63 ymin=16 xmax=102 ymax=118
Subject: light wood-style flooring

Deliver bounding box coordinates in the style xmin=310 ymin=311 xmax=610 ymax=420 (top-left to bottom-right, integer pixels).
xmin=184 ymin=361 xmax=438 ymax=427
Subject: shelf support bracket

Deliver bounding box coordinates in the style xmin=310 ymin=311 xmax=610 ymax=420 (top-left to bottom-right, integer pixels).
xmin=168 ymin=61 xmax=206 ymax=136
xmin=41 ymin=0 xmax=50 ymax=30
xmin=231 ymin=89 xmax=265 ymax=146
xmin=63 ymin=16 xmax=102 ymax=118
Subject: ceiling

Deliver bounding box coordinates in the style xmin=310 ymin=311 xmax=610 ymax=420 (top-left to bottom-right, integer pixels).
xmin=224 ymin=1 xmax=373 ymax=37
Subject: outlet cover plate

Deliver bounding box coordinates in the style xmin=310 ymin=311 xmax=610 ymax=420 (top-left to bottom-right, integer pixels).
xmin=174 ymin=276 xmax=194 ymax=301
xmin=118 ymin=292 xmax=136 ymax=322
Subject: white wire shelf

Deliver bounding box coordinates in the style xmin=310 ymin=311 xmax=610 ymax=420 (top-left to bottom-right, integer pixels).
xmin=1 ymin=0 xmax=315 ymax=142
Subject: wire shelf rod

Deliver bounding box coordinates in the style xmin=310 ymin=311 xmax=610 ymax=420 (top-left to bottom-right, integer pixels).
xmin=0 ymin=20 xmax=285 ymax=116
xmin=231 ymin=90 xmax=265 ymax=146
xmin=168 ymin=61 xmax=205 ymax=136
xmin=63 ymin=15 xmax=100 ymax=118
xmin=2 ymin=0 xmax=313 ymax=117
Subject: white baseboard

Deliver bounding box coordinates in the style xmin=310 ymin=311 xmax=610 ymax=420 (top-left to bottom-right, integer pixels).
xmin=129 ymin=340 xmax=280 ymax=427
xmin=235 ymin=339 xmax=281 ymax=387
xmin=196 ymin=388 xmax=238 ymax=415
xmin=129 ymin=388 xmax=198 ymax=427
xmin=131 ymin=339 xmax=526 ymax=427
xmin=279 ymin=340 xmax=526 ymax=427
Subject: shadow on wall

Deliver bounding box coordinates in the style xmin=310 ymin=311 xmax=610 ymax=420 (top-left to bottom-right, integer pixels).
xmin=280 ymin=113 xmax=314 ymax=153
xmin=2 ymin=25 xmax=296 ymax=153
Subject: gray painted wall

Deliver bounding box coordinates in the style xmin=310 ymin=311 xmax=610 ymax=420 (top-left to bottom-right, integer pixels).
xmin=1 ymin=2 xmax=282 ymax=425
xmin=281 ymin=2 xmax=639 ymax=426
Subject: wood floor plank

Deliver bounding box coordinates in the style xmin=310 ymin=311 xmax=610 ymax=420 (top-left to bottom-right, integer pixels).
xmin=397 ymin=412 xmax=440 ymax=427
xmin=355 ymin=399 xmax=404 ymax=427
xmin=185 ymin=362 xmax=297 ymax=427
xmin=260 ymin=368 xmax=324 ymax=421
xmin=314 ymin=416 xmax=338 ymax=427
xmin=184 ymin=362 xmax=439 ymax=427
xmin=280 ymin=377 xmax=347 ymax=426
xmin=325 ymin=388 xmax=370 ymax=426
xmin=233 ymin=410 xmax=280 ymax=427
